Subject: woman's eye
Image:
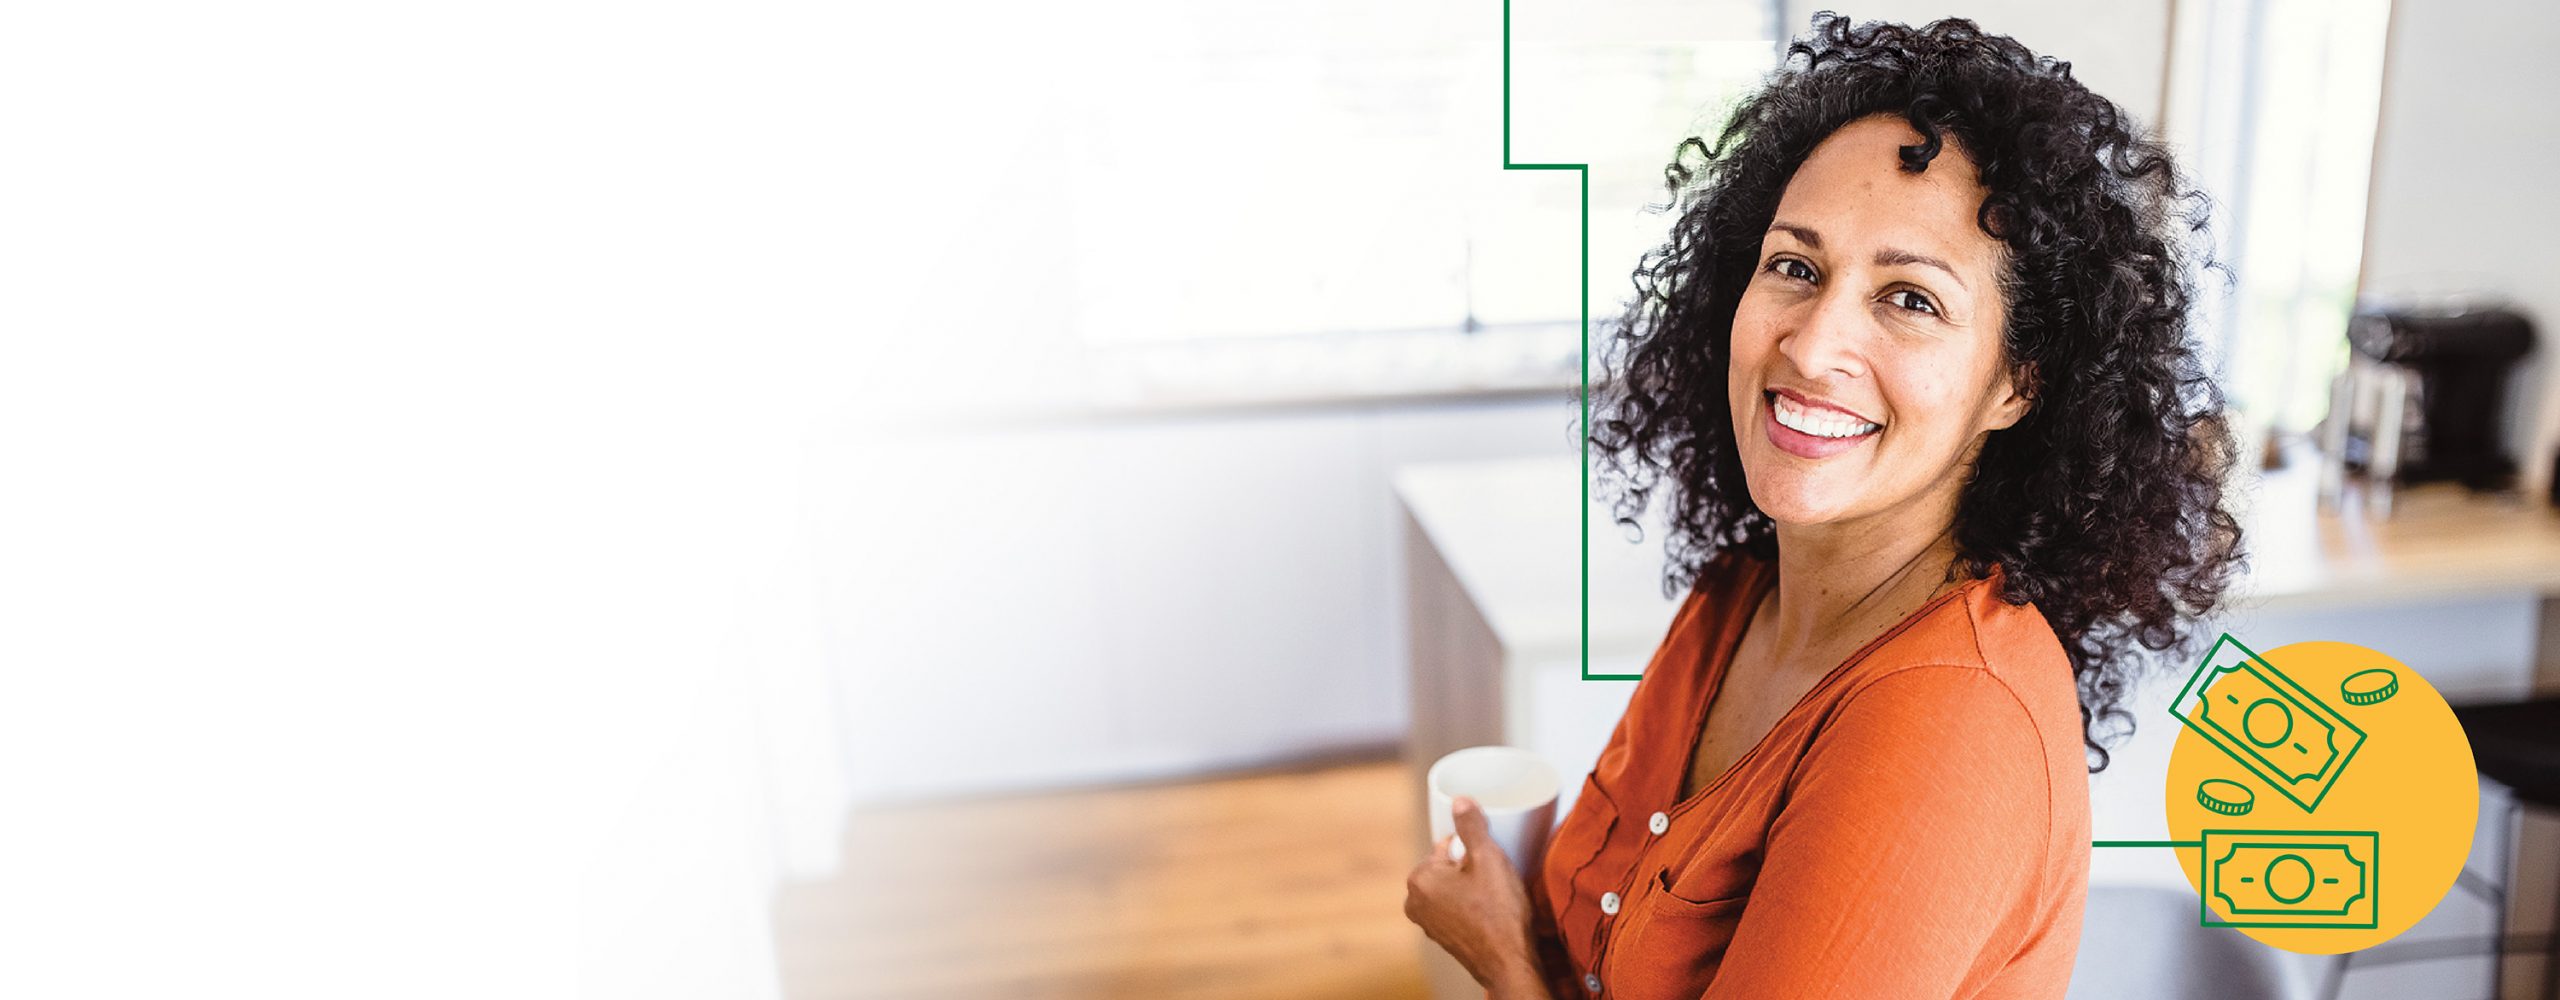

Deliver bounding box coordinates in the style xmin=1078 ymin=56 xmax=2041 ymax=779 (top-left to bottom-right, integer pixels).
xmin=1886 ymin=289 xmax=1939 ymax=316
xmin=1766 ymin=257 xmax=1815 ymax=282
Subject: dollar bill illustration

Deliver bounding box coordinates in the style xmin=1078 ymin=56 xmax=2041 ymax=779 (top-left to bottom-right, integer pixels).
xmin=2170 ymin=634 xmax=2368 ymax=813
xmin=2199 ymin=829 xmax=2379 ymax=929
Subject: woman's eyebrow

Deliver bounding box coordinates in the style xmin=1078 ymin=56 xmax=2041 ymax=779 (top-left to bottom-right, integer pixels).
xmin=1767 ymin=221 xmax=1823 ymax=248
xmin=1874 ymin=248 xmax=1970 ymax=292
xmin=1766 ymin=220 xmax=1969 ymax=292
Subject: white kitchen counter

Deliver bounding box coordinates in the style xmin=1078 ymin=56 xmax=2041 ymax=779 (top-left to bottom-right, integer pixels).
xmin=1392 ymin=454 xmax=1688 ymax=666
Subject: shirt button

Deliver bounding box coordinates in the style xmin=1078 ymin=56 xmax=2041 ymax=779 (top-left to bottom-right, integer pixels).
xmin=1600 ymin=891 xmax=1621 ymax=915
xmin=1648 ymin=811 xmax=1669 ymax=835
xmin=1584 ymin=972 xmax=1603 ymax=993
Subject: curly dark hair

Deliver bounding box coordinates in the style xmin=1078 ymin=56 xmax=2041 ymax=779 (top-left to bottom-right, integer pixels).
xmin=1587 ymin=12 xmax=2245 ymax=771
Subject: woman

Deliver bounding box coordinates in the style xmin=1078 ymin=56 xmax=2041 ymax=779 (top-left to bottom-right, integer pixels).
xmin=1405 ymin=14 xmax=2243 ymax=1000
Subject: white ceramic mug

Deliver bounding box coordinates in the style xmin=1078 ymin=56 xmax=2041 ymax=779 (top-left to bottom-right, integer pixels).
xmin=1427 ymin=745 xmax=1560 ymax=875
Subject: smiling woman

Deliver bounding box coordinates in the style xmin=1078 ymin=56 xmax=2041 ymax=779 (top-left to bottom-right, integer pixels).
xmin=1402 ymin=13 xmax=2246 ymax=1000
xmin=1731 ymin=116 xmax=2030 ymax=529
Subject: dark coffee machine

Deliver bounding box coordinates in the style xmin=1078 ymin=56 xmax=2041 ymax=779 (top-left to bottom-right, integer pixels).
xmin=2319 ymin=303 xmax=2535 ymax=514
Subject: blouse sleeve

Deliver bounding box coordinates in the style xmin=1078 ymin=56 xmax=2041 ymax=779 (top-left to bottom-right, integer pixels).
xmin=1700 ymin=664 xmax=2055 ymax=1000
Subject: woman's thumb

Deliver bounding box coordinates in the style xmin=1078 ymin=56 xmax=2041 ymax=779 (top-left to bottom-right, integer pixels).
xmin=1451 ymin=796 xmax=1509 ymax=868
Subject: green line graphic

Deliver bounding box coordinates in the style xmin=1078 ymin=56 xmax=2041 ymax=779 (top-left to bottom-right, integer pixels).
xmin=1499 ymin=0 xmax=1631 ymax=682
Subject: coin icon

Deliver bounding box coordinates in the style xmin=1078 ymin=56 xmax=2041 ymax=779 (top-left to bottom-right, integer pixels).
xmin=2198 ymin=778 xmax=2256 ymax=816
xmin=2341 ymin=668 xmax=2399 ymax=707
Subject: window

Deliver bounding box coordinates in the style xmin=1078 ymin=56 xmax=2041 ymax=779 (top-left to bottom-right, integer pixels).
xmin=2166 ymin=0 xmax=2393 ymax=440
xmin=1056 ymin=0 xmax=1778 ymax=396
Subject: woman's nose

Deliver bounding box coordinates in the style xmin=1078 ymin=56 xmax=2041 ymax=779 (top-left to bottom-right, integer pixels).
xmin=1775 ymin=285 xmax=1870 ymax=381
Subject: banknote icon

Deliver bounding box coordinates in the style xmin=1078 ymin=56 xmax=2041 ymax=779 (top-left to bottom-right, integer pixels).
xmin=2199 ymin=829 xmax=2379 ymax=929
xmin=2170 ymin=634 xmax=2368 ymax=813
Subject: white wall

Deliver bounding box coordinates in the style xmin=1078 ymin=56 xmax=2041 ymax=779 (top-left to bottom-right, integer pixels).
xmin=7 ymin=4 xmax=882 ymax=998
xmin=2359 ymin=0 xmax=2560 ymax=499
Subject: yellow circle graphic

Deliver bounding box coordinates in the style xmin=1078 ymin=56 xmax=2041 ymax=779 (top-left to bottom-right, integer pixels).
xmin=2164 ymin=638 xmax=2477 ymax=954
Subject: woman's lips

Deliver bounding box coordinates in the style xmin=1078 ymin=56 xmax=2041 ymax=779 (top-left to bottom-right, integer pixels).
xmin=1763 ymin=392 xmax=1881 ymax=459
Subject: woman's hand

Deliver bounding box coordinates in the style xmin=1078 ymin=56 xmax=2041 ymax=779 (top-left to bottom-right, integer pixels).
xmin=1403 ymin=796 xmax=1547 ymax=998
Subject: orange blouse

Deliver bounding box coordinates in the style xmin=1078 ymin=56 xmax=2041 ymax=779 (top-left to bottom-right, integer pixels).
xmin=1522 ymin=552 xmax=2090 ymax=1000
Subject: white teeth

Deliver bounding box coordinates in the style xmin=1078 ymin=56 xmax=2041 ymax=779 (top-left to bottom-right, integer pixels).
xmin=1772 ymin=394 xmax=1880 ymax=439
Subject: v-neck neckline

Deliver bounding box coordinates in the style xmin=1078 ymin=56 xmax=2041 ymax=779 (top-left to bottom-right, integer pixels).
xmin=1665 ymin=555 xmax=1993 ymax=813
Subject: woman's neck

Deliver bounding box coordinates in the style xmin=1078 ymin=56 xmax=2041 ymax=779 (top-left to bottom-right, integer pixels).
xmin=1761 ymin=506 xmax=1964 ymax=662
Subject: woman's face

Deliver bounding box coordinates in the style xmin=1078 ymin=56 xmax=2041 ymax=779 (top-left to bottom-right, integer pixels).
xmin=1727 ymin=114 xmax=2030 ymax=532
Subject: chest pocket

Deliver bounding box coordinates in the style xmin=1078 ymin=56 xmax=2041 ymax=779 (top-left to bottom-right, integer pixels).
xmin=1602 ymin=868 xmax=1750 ymax=1000
xmin=1600 ymin=828 xmax=1757 ymax=1000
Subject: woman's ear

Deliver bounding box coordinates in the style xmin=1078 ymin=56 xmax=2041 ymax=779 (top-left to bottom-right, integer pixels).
xmin=1986 ymin=361 xmax=2037 ymax=432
